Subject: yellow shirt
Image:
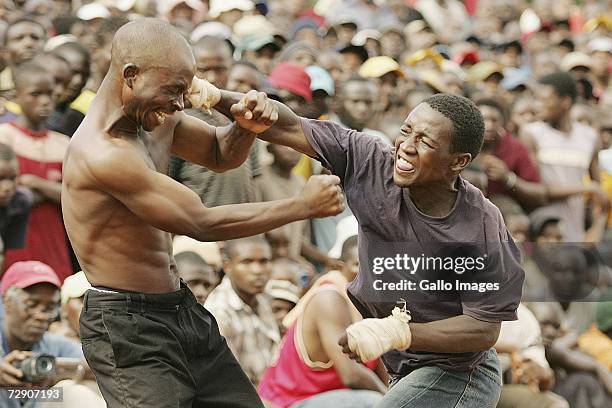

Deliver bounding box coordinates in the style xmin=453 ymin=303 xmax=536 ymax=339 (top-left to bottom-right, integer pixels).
xmin=577 ymin=324 xmax=612 ymax=369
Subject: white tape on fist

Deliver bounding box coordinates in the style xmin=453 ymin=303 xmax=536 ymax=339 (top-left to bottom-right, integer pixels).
xmin=187 ymin=76 xmax=221 ymax=113
xmin=346 ymin=306 xmax=412 ymax=362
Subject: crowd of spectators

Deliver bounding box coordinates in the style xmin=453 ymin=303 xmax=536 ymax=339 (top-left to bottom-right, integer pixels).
xmin=0 ymin=0 xmax=611 ymax=407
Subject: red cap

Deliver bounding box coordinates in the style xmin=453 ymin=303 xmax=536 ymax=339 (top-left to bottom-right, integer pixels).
xmin=268 ymin=62 xmax=312 ymax=102
xmin=455 ymin=50 xmax=480 ymax=66
xmin=1 ymin=261 xmax=61 ymax=295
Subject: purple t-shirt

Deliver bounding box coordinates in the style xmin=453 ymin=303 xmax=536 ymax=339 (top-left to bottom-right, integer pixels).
xmin=300 ymin=118 xmax=523 ymax=374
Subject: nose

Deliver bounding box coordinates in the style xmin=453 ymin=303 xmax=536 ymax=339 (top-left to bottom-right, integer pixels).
xmin=399 ymin=135 xmax=417 ymax=154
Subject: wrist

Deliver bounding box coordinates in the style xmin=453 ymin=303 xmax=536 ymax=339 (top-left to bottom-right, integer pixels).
xmin=505 ymin=172 xmax=517 ymax=190
xmin=291 ymin=197 xmax=312 ymax=220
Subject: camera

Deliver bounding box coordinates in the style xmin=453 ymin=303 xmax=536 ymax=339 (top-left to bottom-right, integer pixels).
xmin=14 ymin=354 xmax=57 ymax=384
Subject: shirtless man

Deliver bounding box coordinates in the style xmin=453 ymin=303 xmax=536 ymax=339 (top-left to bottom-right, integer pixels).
xmin=61 ymin=19 xmax=343 ymax=408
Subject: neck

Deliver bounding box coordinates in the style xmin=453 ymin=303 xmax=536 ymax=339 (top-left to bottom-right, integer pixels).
xmin=272 ymin=163 xmax=293 ymax=179
xmin=3 ymin=320 xmax=32 ymax=352
xmin=548 ymin=112 xmax=571 ymax=132
xmin=408 ymin=177 xmax=459 ymax=217
xmin=232 ymin=283 xmax=257 ymax=309
xmin=15 ymin=115 xmax=45 ymax=132
xmin=95 ymin=71 xmax=138 ymax=136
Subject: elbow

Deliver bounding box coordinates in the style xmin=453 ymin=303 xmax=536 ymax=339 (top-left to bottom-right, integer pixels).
xmin=481 ymin=324 xmax=501 ymax=350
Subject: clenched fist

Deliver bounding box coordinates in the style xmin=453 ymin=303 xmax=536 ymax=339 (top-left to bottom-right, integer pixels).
xmin=299 ymin=175 xmax=345 ymax=218
xmin=230 ymin=90 xmax=279 ymax=134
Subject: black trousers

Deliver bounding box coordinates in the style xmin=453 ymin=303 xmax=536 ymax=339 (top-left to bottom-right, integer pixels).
xmin=80 ymin=282 xmax=264 ymax=408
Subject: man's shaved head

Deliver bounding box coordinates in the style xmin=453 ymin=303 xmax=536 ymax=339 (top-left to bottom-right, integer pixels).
xmin=111 ymin=18 xmax=195 ymax=71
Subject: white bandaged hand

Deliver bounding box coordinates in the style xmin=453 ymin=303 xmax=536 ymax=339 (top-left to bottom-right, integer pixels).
xmin=187 ymin=76 xmax=221 ymax=113
xmin=346 ymin=306 xmax=412 ymax=362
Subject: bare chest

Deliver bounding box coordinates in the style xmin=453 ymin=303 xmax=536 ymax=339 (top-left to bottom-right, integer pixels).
xmin=136 ymin=127 xmax=172 ymax=174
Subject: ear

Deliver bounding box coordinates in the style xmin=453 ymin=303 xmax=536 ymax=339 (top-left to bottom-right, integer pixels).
xmin=451 ymin=153 xmax=472 ymax=172
xmin=122 ymin=64 xmax=139 ymax=89
xmin=561 ymin=96 xmax=573 ymax=111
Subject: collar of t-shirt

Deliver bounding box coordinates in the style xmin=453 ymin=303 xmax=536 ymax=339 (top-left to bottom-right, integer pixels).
xmin=9 ymin=121 xmax=49 ymax=139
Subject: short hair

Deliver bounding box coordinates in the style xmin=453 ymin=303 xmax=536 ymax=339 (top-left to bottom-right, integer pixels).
xmin=4 ymin=17 xmax=46 ymax=45
xmin=538 ymin=71 xmax=577 ymax=103
xmin=13 ymin=61 xmax=51 ymax=90
xmin=340 ymin=235 xmax=358 ymax=262
xmin=423 ymin=94 xmax=485 ymax=159
xmin=33 ymin=51 xmax=70 ymax=68
xmin=232 ymin=59 xmax=258 ymax=72
xmin=110 ymin=18 xmax=193 ymax=71
xmin=224 ymin=236 xmax=270 ymax=260
xmin=0 ymin=143 xmax=16 ymax=161
xmin=340 ymin=75 xmax=377 ymax=96
xmin=192 ymin=35 xmax=231 ymax=54
xmin=474 ymin=97 xmax=506 ymax=123
xmin=175 ymin=251 xmax=212 ymax=268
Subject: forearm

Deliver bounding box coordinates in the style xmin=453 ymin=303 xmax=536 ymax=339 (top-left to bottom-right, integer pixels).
xmin=343 ymin=365 xmax=387 ymax=393
xmin=301 ymin=240 xmax=331 ymax=265
xmin=545 ymin=184 xmax=588 ymax=201
xmin=213 ymin=122 xmax=257 ymax=171
xmin=508 ymin=178 xmax=548 ymax=208
xmin=217 ymin=90 xmax=315 ymax=156
xmin=192 ymin=198 xmax=310 ymax=242
xmin=409 ymin=315 xmax=500 ymax=353
xmin=33 ymin=180 xmax=62 ymax=204
xmin=55 ymin=358 xmax=95 ymax=382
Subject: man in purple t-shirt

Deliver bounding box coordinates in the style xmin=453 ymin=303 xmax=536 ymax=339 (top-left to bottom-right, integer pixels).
xmin=230 ymin=92 xmax=523 ymax=407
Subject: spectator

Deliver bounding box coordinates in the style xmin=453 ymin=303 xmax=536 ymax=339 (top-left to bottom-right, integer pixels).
xmin=174 ymin=251 xmax=219 ymax=305
xmin=0 ymin=17 xmax=47 ymax=97
xmin=330 ymin=76 xmax=388 ymax=143
xmin=268 ymin=62 xmax=312 ymax=116
xmin=529 ymin=302 xmax=612 ymax=408
xmin=465 ymin=97 xmax=544 ymax=211
xmin=47 ymin=42 xmax=91 ymax=136
xmin=0 ymin=261 xmax=102 ymax=408
xmin=521 ymin=72 xmax=608 ymax=242
xmin=0 ymin=143 xmax=31 ymax=270
xmin=259 ymin=236 xmax=386 ymax=408
xmin=0 ymin=62 xmax=71 ymax=282
xmin=205 ymin=237 xmax=280 ymax=385
xmin=577 ymin=301 xmax=612 ymax=370
xmin=266 ymin=279 xmax=300 ymax=336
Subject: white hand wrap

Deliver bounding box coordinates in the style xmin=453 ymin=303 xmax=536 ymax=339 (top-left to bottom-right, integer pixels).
xmin=346 ymin=306 xmax=412 ymax=362
xmin=187 ymin=76 xmax=221 ymax=113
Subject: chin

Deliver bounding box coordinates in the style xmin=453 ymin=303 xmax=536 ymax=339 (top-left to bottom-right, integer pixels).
xmin=393 ymin=171 xmax=415 ymax=188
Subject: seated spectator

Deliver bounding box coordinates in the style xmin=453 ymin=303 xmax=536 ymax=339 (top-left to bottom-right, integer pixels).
xmin=496 ymin=304 xmax=569 ymax=408
xmin=529 ymin=302 xmax=612 ymax=408
xmin=0 ymin=143 xmax=32 ymax=271
xmin=0 ymin=261 xmax=103 ymax=408
xmin=174 ymin=251 xmax=219 ymax=305
xmin=577 ymin=302 xmax=612 ymax=370
xmin=205 ymin=237 xmax=280 ymax=385
xmin=266 ymin=279 xmax=300 ymax=336
xmin=258 ymin=236 xmax=386 ymax=408
xmin=49 ymin=271 xmax=91 ymax=341
xmin=0 ymin=62 xmax=72 ymax=281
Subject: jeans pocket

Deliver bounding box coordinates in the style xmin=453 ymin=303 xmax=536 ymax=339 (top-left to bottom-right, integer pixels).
xmin=100 ymin=310 xmax=140 ymax=368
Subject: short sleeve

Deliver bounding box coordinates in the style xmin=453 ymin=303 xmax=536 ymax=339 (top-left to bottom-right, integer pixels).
xmin=300 ymin=117 xmax=393 ymax=186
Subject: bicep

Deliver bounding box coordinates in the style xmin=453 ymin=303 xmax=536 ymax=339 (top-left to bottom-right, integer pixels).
xmin=312 ymin=292 xmax=357 ymax=369
xmin=171 ymin=113 xmax=218 ymax=168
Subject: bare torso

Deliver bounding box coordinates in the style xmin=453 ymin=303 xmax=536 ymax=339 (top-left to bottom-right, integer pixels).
xmin=62 ymin=112 xmax=181 ymax=293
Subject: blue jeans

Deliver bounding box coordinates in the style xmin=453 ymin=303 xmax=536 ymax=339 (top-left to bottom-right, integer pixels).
xmin=292 ymin=389 xmax=383 ymax=408
xmin=377 ymin=349 xmax=502 ymax=408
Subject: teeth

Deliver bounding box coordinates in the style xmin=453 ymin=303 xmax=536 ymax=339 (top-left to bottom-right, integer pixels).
xmin=155 ymin=111 xmax=166 ymax=124
xmin=398 ymin=157 xmax=409 ymax=165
